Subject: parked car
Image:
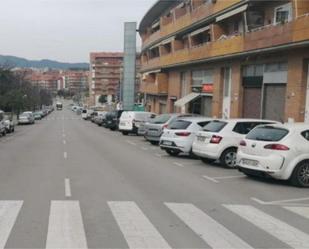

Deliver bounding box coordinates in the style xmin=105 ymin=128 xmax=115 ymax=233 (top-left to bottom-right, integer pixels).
xmin=34 ymin=111 xmax=43 ymax=120
xmin=192 ymin=119 xmax=278 ymax=168
xmin=18 ymin=112 xmax=35 ymax=125
xmin=143 ymin=113 xmax=197 ymax=145
xmin=105 ymin=110 xmax=124 ymax=130
xmin=0 ymin=111 xmax=7 ymax=136
xmin=86 ymin=108 xmax=95 ymax=120
xmin=160 ymin=117 xmax=213 ymax=157
xmin=237 ymin=123 xmax=309 ymax=187
xmin=3 ymin=115 xmax=15 ymax=133
xmin=119 ymin=111 xmax=156 ymax=135
xmin=94 ymin=111 xmax=107 ymax=126
xmin=81 ymin=109 xmax=88 ymax=119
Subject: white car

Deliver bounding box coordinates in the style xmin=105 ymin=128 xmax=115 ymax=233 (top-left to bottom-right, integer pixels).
xmin=119 ymin=111 xmax=156 ymax=135
xmin=160 ymin=117 xmax=213 ymax=157
xmin=81 ymin=109 xmax=88 ymax=119
xmin=237 ymin=123 xmax=309 ymax=187
xmin=18 ymin=112 xmax=35 ymax=125
xmin=192 ymin=119 xmax=277 ymax=167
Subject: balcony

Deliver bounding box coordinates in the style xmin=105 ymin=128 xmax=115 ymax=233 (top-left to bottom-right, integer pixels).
xmin=142 ymin=0 xmax=242 ymax=50
xmin=141 ymin=15 xmax=309 ymax=72
xmin=140 ymin=73 xmax=168 ymax=95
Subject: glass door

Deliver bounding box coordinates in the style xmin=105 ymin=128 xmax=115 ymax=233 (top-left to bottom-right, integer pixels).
xmin=222 ymin=67 xmax=232 ymax=119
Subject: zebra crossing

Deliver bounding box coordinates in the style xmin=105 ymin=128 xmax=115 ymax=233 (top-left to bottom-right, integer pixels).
xmin=1 ymin=200 xmax=309 ymax=248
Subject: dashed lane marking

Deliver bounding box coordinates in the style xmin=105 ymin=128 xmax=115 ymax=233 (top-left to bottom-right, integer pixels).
xmin=202 ymin=175 xmax=219 ymax=183
xmin=65 ymin=178 xmax=72 ymax=197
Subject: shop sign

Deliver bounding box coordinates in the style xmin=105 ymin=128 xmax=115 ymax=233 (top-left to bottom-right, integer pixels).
xmin=202 ymin=84 xmax=213 ymax=93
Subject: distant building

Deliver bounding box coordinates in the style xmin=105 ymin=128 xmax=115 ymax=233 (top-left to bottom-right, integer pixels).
xmin=64 ymin=71 xmax=89 ymax=95
xmin=89 ymin=52 xmax=123 ymax=106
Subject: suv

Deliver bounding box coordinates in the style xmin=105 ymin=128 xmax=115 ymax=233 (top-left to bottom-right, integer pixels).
xmin=192 ymin=119 xmax=277 ymax=168
xmin=160 ymin=117 xmax=213 ymax=157
xmin=144 ymin=113 xmax=196 ymax=145
xmin=119 ymin=111 xmax=156 ymax=135
xmin=237 ymin=123 xmax=309 ymax=187
xmin=105 ymin=110 xmax=124 ymax=130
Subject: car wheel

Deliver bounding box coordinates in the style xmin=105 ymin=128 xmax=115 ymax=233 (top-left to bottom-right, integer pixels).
xmin=220 ymin=148 xmax=237 ymax=168
xmin=290 ymin=160 xmax=309 ymax=187
xmin=166 ymin=149 xmax=180 ymax=156
xmin=201 ymin=158 xmax=215 ymax=164
xmin=122 ymin=131 xmax=129 ymax=135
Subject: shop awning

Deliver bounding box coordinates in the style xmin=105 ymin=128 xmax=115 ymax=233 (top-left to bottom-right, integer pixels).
xmin=174 ymin=92 xmax=200 ymax=107
xmin=216 ymin=4 xmax=248 ymax=22
xmin=190 ymin=26 xmax=210 ymax=37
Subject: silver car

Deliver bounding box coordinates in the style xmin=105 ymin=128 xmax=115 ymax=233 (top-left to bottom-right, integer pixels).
xmin=144 ymin=114 xmax=197 ymax=145
xmin=18 ymin=112 xmax=35 ymax=125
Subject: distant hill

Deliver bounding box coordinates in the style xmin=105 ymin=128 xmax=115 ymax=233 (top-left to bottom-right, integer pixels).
xmin=0 ymin=55 xmax=89 ymax=70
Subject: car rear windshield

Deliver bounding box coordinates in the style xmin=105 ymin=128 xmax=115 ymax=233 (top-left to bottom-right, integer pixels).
xmin=203 ymin=121 xmax=227 ymax=132
xmin=151 ymin=114 xmax=171 ymax=124
xmin=82 ymin=110 xmax=87 ymax=113
xmin=246 ymin=126 xmax=289 ymax=141
xmin=168 ymin=120 xmax=191 ymax=130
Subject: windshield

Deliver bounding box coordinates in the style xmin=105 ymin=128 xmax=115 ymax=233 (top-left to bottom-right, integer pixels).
xmin=246 ymin=126 xmax=289 ymax=141
xmin=203 ymin=121 xmax=227 ymax=132
xmin=151 ymin=114 xmax=171 ymax=124
xmin=168 ymin=120 xmax=191 ymax=130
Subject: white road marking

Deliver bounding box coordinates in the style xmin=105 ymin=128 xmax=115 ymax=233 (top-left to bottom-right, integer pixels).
xmin=46 ymin=201 xmax=88 ymax=248
xmin=166 ymin=203 xmax=252 ymax=249
xmin=225 ymin=204 xmax=309 ymax=249
xmin=64 ymin=152 xmax=67 ymax=159
xmin=251 ymin=196 xmax=309 ymax=205
xmin=0 ymin=201 xmax=23 ymax=248
xmin=202 ymin=175 xmax=219 ymax=183
xmin=63 ymin=140 xmax=66 ymax=145
xmin=155 ymin=153 xmax=165 ymax=158
xmin=213 ymin=175 xmax=246 ymax=180
xmin=141 ymin=147 xmax=148 ymax=151
xmin=65 ymin=178 xmax=72 ymax=197
xmin=284 ymin=206 xmax=309 ymax=219
xmin=108 ymin=201 xmax=171 ymax=249
xmin=62 ymin=134 xmax=66 ymax=138
xmin=126 ymin=140 xmax=136 ymax=146
xmin=173 ymin=162 xmax=184 ymax=168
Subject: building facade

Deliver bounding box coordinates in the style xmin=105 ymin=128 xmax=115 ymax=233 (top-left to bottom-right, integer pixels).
xmin=64 ymin=71 xmax=89 ymax=95
xmin=139 ymin=0 xmax=309 ymax=122
xmin=89 ymin=52 xmax=123 ymax=106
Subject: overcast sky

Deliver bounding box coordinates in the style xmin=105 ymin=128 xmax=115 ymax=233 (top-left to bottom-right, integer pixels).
xmin=0 ymin=0 xmax=155 ymax=62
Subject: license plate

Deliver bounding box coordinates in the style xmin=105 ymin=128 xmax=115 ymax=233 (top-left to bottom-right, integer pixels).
xmin=197 ymin=136 xmax=206 ymax=142
xmin=242 ymin=159 xmax=258 ymax=167
xmin=163 ymin=141 xmax=172 ymax=146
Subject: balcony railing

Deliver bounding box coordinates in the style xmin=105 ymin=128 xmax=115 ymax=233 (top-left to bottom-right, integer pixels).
xmin=141 ymin=15 xmax=309 ymax=72
xmin=140 ymin=79 xmax=168 ymax=95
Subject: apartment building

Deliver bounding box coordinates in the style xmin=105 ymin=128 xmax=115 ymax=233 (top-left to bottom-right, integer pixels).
xmin=139 ymin=0 xmax=309 ymax=122
xmin=89 ymin=52 xmax=123 ymax=106
xmin=30 ymin=71 xmax=60 ymax=94
xmin=64 ymin=71 xmax=89 ymax=95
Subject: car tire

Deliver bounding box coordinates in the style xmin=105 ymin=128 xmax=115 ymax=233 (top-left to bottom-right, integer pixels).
xmin=201 ymin=158 xmax=215 ymax=164
xmin=150 ymin=141 xmax=159 ymax=145
xmin=290 ymin=160 xmax=309 ymax=188
xmin=122 ymin=131 xmax=129 ymax=135
xmin=220 ymin=148 xmax=238 ymax=168
xmin=166 ymin=149 xmax=180 ymax=157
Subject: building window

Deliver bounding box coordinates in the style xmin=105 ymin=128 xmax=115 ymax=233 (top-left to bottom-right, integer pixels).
xmin=192 ymin=69 xmax=214 ymax=87
xmin=247 ymin=10 xmax=265 ymax=30
xmin=274 ymin=3 xmax=292 ymax=24
xmin=191 ymin=31 xmax=211 ymax=47
xmin=264 ymin=62 xmax=287 ymax=72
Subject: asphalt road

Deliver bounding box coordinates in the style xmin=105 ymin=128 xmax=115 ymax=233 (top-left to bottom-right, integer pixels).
xmin=0 ymin=105 xmax=309 ymax=249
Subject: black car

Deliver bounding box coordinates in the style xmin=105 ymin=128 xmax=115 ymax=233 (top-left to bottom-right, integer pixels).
xmin=104 ymin=110 xmax=124 ymax=130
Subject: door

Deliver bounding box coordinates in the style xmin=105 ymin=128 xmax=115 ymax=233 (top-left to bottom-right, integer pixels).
xmin=305 ymin=64 xmax=309 ymax=123
xmin=222 ymin=67 xmax=232 ymax=119
xmin=243 ymin=87 xmax=262 ymax=118
xmin=201 ymin=96 xmax=212 ymax=117
xmin=263 ymin=84 xmax=286 ymax=122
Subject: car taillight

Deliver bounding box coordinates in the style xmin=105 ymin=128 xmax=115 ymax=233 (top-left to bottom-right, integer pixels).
xmin=264 ymin=144 xmax=289 ymax=151
xmin=210 ymin=135 xmax=222 ymax=144
xmin=175 ymin=131 xmax=191 ymax=136
xmin=239 ymin=140 xmax=247 ymax=146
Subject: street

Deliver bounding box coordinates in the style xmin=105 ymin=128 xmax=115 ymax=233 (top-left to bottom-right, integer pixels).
xmin=0 ymin=107 xmax=309 ymax=249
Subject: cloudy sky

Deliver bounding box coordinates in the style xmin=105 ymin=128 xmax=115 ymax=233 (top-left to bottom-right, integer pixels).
xmin=0 ymin=0 xmax=155 ymax=62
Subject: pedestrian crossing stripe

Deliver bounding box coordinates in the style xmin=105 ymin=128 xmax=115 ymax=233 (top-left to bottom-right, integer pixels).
xmin=225 ymin=204 xmax=309 ymax=249
xmin=0 ymin=201 xmax=23 ymax=248
xmin=1 ymin=201 xmax=309 ymax=249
